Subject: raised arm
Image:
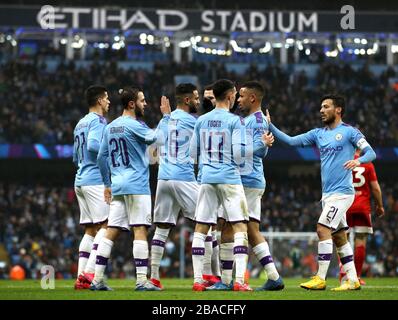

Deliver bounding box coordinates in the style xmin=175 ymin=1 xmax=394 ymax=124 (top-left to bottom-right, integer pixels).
xmin=136 ymin=96 xmax=171 ymax=145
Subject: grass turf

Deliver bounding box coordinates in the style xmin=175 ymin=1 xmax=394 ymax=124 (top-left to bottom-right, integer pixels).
xmin=1 ymin=278 xmax=398 ymax=300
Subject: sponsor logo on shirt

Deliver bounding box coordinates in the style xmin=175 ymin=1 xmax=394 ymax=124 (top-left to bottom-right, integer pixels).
xmin=320 ymin=146 xmax=343 ymax=155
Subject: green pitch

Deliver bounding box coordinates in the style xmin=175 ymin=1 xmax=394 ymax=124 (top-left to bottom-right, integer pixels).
xmin=0 ymin=278 xmax=397 ymax=300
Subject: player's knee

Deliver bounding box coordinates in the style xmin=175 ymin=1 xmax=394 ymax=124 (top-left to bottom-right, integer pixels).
xmin=105 ymin=227 xmax=120 ymax=241
xmin=316 ymin=224 xmax=331 ymax=240
xmin=85 ymin=225 xmax=97 ymax=237
xmin=133 ymin=226 xmax=148 ymax=240
xmin=332 ymin=230 xmax=347 ymax=247
xmin=247 ymin=220 xmax=259 ymax=233
xmin=231 ymin=221 xmax=247 ymax=234
xmin=195 ymin=223 xmax=210 ymax=235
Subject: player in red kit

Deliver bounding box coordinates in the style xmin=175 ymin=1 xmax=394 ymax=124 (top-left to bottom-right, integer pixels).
xmin=340 ymin=149 xmax=385 ymax=285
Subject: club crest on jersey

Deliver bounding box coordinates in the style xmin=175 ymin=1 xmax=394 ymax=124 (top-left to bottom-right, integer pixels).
xmin=335 ymin=133 xmax=343 ymax=141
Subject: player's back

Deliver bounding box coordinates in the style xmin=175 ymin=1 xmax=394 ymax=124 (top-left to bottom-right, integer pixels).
xmin=74 ymin=112 xmax=107 ymax=186
xmin=104 ymin=115 xmax=152 ymax=195
xmin=194 ymin=108 xmax=245 ymax=185
xmin=240 ymin=111 xmax=268 ymax=189
xmin=158 ymin=109 xmax=197 ymax=182
xmin=347 ymin=155 xmax=377 ymax=214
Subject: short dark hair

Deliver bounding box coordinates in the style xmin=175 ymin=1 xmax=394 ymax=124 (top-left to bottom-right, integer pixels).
xmin=175 ymin=83 xmax=197 ymax=105
xmin=85 ymin=85 xmax=107 ymax=107
xmin=212 ymin=79 xmax=235 ymax=101
xmin=119 ymin=86 xmax=142 ymax=109
xmin=204 ymin=84 xmax=213 ymax=91
xmin=321 ymin=94 xmax=346 ymax=116
xmin=241 ymin=81 xmax=265 ymax=100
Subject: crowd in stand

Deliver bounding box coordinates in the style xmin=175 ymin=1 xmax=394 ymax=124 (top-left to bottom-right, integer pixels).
xmin=1 ymin=174 xmax=397 ymax=280
xmin=0 ymin=58 xmax=397 ymax=146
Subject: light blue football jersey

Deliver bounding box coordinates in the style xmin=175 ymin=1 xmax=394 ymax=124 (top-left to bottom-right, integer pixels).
xmin=158 ymin=109 xmax=197 ymax=182
xmin=97 ymin=115 xmax=169 ymax=195
xmin=270 ymin=122 xmax=376 ymax=195
xmin=73 ymin=112 xmax=107 ymax=187
xmin=241 ymin=111 xmax=269 ymax=189
xmin=190 ymin=108 xmax=246 ymax=185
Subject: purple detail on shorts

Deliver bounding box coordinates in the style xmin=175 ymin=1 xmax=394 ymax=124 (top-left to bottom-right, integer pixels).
xmin=194 ymin=220 xmax=217 ymax=226
xmin=205 ymin=236 xmax=213 ymax=242
xmin=192 ymin=247 xmax=205 ymax=255
xmin=134 ymin=259 xmax=149 ymax=267
xmin=249 ymin=217 xmax=261 ymax=223
xmin=92 ymin=244 xmax=98 ymax=250
xmin=93 ymin=218 xmax=108 ymax=225
xmin=233 ymin=246 xmax=248 ymax=255
xmin=212 ymin=240 xmax=218 ymax=248
xmin=151 ymin=239 xmax=165 ymax=248
xmin=318 ymin=254 xmax=332 ymax=261
xmin=332 ymin=226 xmax=349 ymax=234
xmin=341 ymin=255 xmax=354 ymax=265
xmin=254 ymin=111 xmax=263 ymax=123
xmin=154 ymin=221 xmax=176 ymax=226
xmin=107 ymin=225 xmax=129 ymax=232
xmin=221 ymin=260 xmax=233 ymax=270
xmin=96 ymin=255 xmax=108 ymax=266
xmin=260 ymin=255 xmax=274 ymax=266
xmin=79 ymin=251 xmax=90 ymax=258
xmin=79 ymin=218 xmax=108 ymax=226
xmin=129 ymin=224 xmax=151 ymax=227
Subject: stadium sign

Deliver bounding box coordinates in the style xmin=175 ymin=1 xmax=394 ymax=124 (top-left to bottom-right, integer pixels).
xmin=35 ymin=7 xmax=318 ymax=32
xmin=0 ymin=6 xmax=397 ymax=32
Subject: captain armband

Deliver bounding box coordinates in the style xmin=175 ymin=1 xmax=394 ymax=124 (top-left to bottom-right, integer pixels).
xmin=356 ymin=138 xmax=370 ymax=150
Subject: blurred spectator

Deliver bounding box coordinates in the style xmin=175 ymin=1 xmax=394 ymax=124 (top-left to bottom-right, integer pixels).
xmin=0 ymin=59 xmax=397 ymax=146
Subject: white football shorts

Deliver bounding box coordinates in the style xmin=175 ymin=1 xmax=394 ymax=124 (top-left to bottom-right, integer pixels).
xmin=107 ymin=194 xmax=152 ymax=231
xmin=195 ymin=184 xmax=249 ymax=225
xmin=154 ymin=180 xmax=199 ymax=225
xmin=318 ymin=193 xmax=355 ymax=233
xmin=75 ymin=185 xmax=109 ymax=225
xmin=244 ymin=187 xmax=264 ymax=222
